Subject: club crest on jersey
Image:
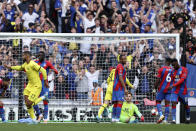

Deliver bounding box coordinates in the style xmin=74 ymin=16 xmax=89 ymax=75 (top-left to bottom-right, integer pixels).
xmin=42 ymin=63 xmax=46 ymax=67
xmin=175 ymin=75 xmax=180 ymax=82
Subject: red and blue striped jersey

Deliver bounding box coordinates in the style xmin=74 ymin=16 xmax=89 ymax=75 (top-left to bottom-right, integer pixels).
xmin=113 ymin=64 xmax=126 ymax=91
xmin=35 ymin=60 xmax=58 ymax=80
xmin=172 ymin=66 xmax=188 ymax=95
xmin=157 ymin=66 xmax=173 ymax=93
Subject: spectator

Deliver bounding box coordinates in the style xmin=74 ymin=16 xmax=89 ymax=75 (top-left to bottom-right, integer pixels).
xmin=86 ymin=64 xmax=100 ymax=91
xmin=18 ymin=0 xmax=38 ymax=13
xmin=22 ymin=4 xmax=39 ymax=29
xmin=60 ymin=56 xmax=72 ymax=73
xmin=67 ymin=64 xmax=78 ymax=100
xmin=54 ymin=75 xmax=67 ymax=99
xmin=127 ymin=58 xmax=140 ymax=90
xmin=42 ymin=19 xmax=56 ymax=33
xmin=75 ymin=68 xmax=89 ymax=100
xmin=190 ymin=21 xmax=196 ymax=37
xmin=91 ymin=18 xmax=105 ymax=33
xmin=80 ymin=27 xmax=92 ymax=55
xmin=75 ymin=1 xmax=102 ymax=33
xmin=48 ymin=70 xmax=55 ymax=99
xmin=2 ymin=3 xmax=21 ymax=22
xmin=55 ymin=0 xmax=62 ymax=33
xmin=137 ymin=66 xmax=154 ymax=99
xmin=186 ymin=39 xmax=195 ymax=63
xmin=96 ymin=45 xmax=108 ymax=70
xmin=84 ymin=56 xmax=91 ymax=70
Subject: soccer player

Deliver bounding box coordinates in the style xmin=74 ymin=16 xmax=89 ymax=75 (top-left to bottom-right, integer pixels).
xmin=112 ymin=54 xmax=128 ymax=122
xmin=120 ymin=92 xmax=144 ymax=123
xmin=154 ymin=58 xmax=173 ymax=123
xmin=33 ymin=51 xmax=58 ymax=123
xmin=97 ymin=68 xmax=134 ymax=120
xmin=169 ymin=58 xmax=190 ymax=124
xmin=0 ymin=77 xmax=10 ymax=123
xmin=4 ymin=51 xmax=49 ymax=124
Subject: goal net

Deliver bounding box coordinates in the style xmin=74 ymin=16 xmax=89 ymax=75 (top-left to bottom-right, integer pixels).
xmin=0 ymin=33 xmax=180 ymax=123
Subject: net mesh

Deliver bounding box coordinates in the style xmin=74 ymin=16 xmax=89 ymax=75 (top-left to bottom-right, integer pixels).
xmin=0 ymin=34 xmax=179 ymax=123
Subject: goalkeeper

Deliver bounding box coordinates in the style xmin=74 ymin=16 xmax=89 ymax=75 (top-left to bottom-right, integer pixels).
xmin=4 ymin=51 xmax=49 ymax=124
xmin=97 ymin=68 xmax=134 ymax=119
xmin=119 ymin=92 xmax=144 ymax=123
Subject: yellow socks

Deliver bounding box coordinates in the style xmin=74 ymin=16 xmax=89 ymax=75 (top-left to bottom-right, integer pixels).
xmin=98 ymin=103 xmax=107 ymax=117
xmin=27 ymin=106 xmax=36 ymax=120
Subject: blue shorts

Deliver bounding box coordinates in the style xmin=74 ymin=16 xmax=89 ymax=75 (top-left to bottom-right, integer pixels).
xmin=112 ymin=90 xmax=124 ymax=102
xmin=170 ymin=93 xmax=188 ymax=104
xmin=40 ymin=80 xmax=49 ymax=96
xmin=156 ymin=92 xmax=171 ymax=101
xmin=178 ymin=93 xmax=188 ymax=104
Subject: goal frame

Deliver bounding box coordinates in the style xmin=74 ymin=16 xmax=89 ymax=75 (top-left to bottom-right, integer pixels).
xmin=0 ymin=33 xmax=180 ymax=124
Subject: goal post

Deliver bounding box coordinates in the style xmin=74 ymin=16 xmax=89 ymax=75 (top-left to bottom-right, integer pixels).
xmin=0 ymin=33 xmax=180 ymax=123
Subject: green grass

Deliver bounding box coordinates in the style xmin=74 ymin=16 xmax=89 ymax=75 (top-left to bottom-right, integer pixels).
xmin=0 ymin=123 xmax=196 ymax=131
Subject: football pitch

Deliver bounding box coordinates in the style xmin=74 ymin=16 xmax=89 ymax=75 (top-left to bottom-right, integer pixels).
xmin=0 ymin=123 xmax=195 ymax=131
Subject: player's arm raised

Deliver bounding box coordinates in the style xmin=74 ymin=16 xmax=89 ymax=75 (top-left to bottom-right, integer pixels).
xmin=4 ymin=64 xmax=25 ymax=71
xmin=33 ymin=62 xmax=49 ymax=88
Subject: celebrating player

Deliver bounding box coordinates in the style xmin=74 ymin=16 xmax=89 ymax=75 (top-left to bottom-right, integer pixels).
xmin=33 ymin=51 xmax=58 ymax=123
xmin=4 ymin=51 xmax=49 ymax=124
xmin=112 ymin=54 xmax=128 ymax=122
xmin=169 ymin=58 xmax=190 ymax=124
xmin=154 ymin=58 xmax=173 ymax=123
xmin=0 ymin=77 xmax=10 ymax=123
xmin=97 ymin=68 xmax=134 ymax=120
xmin=120 ymin=92 xmax=144 ymax=123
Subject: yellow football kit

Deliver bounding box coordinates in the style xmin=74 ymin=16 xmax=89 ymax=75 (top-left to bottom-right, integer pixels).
xmin=11 ymin=60 xmax=47 ymax=102
xmin=104 ymin=69 xmax=134 ymax=101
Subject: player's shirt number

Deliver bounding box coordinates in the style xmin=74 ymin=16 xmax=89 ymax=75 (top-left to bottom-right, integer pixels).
xmin=166 ymin=73 xmax=171 ymax=82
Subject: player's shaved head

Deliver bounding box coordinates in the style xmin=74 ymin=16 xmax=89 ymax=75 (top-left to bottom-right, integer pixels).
xmin=171 ymin=58 xmax=179 ymax=70
xmin=165 ymin=57 xmax=171 ymax=66
xmin=171 ymin=58 xmax=178 ymax=63
xmin=119 ymin=54 xmax=126 ymax=65
xmin=39 ymin=51 xmax=45 ymax=57
xmin=39 ymin=51 xmax=45 ymax=62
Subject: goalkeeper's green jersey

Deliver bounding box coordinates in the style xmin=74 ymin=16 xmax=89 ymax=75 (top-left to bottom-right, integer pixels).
xmin=120 ymin=102 xmax=142 ymax=118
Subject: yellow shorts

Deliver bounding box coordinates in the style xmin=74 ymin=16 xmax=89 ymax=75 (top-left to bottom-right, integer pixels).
xmin=105 ymin=84 xmax=113 ymax=101
xmin=23 ymin=84 xmax=41 ymax=103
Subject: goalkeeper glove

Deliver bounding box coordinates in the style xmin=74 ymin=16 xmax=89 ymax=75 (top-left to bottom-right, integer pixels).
xmin=140 ymin=116 xmax=144 ymax=122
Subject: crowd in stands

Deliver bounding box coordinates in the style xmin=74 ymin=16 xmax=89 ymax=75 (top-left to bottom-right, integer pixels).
xmin=0 ymin=0 xmax=196 ymax=105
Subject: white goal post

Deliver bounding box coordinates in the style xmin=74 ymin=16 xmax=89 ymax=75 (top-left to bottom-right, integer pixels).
xmin=0 ymin=33 xmax=180 ymax=123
